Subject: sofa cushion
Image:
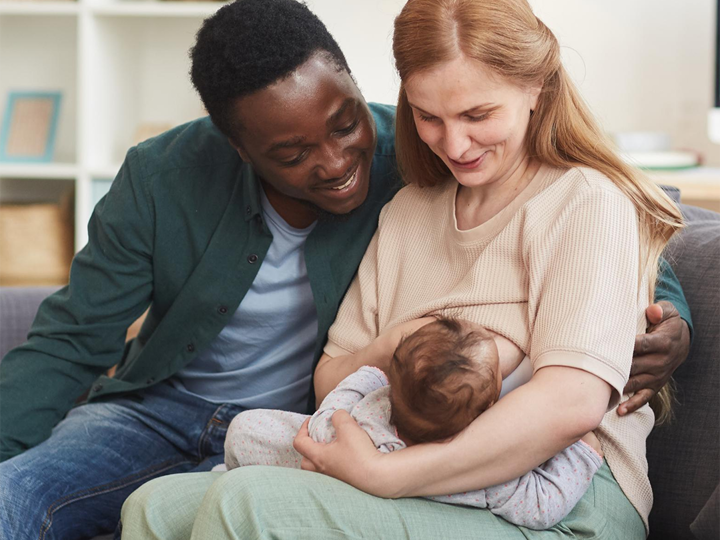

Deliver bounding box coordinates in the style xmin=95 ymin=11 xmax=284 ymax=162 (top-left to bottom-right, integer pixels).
xmin=0 ymin=287 xmax=59 ymax=362
xmin=646 ymin=209 xmax=720 ymax=539
xmin=691 ymin=484 xmax=719 ymax=540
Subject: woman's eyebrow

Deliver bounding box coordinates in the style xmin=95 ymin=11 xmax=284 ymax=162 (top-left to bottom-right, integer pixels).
xmin=408 ymin=102 xmax=497 ymax=116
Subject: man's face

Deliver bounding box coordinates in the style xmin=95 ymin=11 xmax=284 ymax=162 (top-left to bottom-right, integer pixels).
xmin=232 ymin=53 xmax=377 ymax=222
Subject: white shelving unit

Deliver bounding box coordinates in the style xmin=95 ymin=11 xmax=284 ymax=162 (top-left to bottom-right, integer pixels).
xmin=650 ymin=167 xmax=720 ymax=213
xmin=0 ymin=0 xmax=223 ymax=249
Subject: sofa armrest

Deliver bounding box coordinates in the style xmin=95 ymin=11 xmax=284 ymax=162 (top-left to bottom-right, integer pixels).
xmin=691 ymin=484 xmax=719 ymax=540
xmin=0 ymin=287 xmax=60 ymax=362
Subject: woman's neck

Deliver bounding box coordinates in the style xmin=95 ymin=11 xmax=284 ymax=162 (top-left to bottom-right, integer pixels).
xmin=455 ymin=158 xmax=540 ymax=231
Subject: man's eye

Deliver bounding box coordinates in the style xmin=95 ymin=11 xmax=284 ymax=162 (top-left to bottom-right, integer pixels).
xmin=279 ymin=150 xmax=309 ymax=166
xmin=335 ymin=119 xmax=359 ymax=136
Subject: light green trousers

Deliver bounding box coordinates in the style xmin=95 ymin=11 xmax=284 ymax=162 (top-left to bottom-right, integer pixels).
xmin=120 ymin=462 xmax=645 ymax=540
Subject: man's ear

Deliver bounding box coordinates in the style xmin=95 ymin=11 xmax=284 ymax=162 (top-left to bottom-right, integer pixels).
xmin=228 ymin=138 xmax=251 ymax=163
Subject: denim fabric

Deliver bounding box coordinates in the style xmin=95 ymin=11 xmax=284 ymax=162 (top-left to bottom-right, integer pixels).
xmin=0 ymin=381 xmax=243 ymax=540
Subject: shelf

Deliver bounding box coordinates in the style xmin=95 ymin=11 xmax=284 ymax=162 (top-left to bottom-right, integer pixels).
xmin=83 ymin=17 xmax=205 ymax=167
xmin=0 ymin=163 xmax=78 ymax=179
xmin=0 ymin=2 xmax=79 ymax=15
xmin=88 ymin=165 xmax=121 ymax=179
xmin=0 ymin=1 xmax=225 ymax=16
xmin=0 ymin=2 xmax=218 ymax=251
xmin=0 ymin=16 xmax=78 ymax=164
xmin=650 ymin=167 xmax=720 ymax=202
xmin=91 ymin=1 xmax=224 ymax=17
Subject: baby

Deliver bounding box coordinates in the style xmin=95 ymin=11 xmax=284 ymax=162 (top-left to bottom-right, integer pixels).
xmin=224 ymin=316 xmax=603 ymax=530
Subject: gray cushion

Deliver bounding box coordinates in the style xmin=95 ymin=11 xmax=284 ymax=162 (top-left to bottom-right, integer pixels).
xmin=0 ymin=287 xmax=59 ymax=362
xmin=647 ymin=209 xmax=720 ymax=539
xmin=690 ymin=484 xmax=719 ymax=540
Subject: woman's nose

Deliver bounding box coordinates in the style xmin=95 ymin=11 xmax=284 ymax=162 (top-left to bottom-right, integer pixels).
xmin=443 ymin=123 xmax=472 ymax=161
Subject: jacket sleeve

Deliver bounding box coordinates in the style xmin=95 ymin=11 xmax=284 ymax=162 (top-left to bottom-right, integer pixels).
xmin=0 ymin=147 xmax=155 ymax=462
xmin=654 ymin=256 xmax=693 ymax=339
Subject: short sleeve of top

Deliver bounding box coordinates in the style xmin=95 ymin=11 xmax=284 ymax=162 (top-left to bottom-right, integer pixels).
xmin=527 ymin=180 xmax=643 ymax=408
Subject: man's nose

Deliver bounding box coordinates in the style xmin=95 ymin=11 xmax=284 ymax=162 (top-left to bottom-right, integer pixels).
xmin=315 ymin=140 xmax=352 ymax=180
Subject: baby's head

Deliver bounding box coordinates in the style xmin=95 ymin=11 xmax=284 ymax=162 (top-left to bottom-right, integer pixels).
xmin=387 ymin=317 xmax=500 ymax=445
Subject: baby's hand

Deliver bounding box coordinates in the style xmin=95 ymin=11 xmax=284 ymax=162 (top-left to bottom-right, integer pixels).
xmin=580 ymin=432 xmax=603 ymax=458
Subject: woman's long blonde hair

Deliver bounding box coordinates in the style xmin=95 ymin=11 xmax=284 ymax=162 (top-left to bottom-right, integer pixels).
xmin=393 ymin=0 xmax=683 ymax=423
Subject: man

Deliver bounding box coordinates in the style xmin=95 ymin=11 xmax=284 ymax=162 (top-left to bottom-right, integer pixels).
xmin=0 ymin=1 xmax=691 ymax=538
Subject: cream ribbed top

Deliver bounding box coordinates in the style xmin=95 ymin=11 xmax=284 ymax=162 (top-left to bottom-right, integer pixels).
xmin=325 ymin=165 xmax=654 ymax=531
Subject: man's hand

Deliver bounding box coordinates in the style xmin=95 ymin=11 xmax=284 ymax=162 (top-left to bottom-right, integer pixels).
xmin=618 ymin=301 xmax=690 ymax=416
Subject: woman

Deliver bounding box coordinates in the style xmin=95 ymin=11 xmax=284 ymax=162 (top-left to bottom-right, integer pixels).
xmin=122 ymin=0 xmax=682 ymax=538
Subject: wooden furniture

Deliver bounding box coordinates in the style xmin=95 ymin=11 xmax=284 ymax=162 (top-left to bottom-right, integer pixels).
xmin=650 ymin=167 xmax=720 ymax=213
xmin=0 ymin=0 xmax=224 ymax=252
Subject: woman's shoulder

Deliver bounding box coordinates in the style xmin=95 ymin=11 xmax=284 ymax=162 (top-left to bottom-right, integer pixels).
xmin=551 ymin=165 xmax=627 ymax=198
xmin=392 ymin=180 xmax=451 ymax=204
xmin=522 ymin=165 xmax=637 ymax=239
xmin=531 ymin=165 xmax=633 ymax=211
xmin=378 ymin=180 xmax=453 ymax=225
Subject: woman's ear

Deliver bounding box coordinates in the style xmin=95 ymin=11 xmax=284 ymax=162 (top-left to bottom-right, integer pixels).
xmin=528 ymin=83 xmax=543 ymax=112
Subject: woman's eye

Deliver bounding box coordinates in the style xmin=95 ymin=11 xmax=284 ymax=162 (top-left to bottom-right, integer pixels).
xmin=418 ymin=113 xmax=438 ymax=123
xmin=467 ymin=113 xmax=489 ymax=123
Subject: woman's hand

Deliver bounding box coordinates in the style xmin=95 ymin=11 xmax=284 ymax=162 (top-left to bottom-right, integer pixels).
xmin=619 ymin=301 xmax=690 ymax=416
xmin=298 ymin=366 xmax=610 ymax=501
xmin=293 ymin=412 xmax=394 ymax=498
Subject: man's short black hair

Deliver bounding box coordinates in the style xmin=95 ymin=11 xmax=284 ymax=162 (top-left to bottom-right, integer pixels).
xmin=190 ymin=0 xmax=351 ymax=144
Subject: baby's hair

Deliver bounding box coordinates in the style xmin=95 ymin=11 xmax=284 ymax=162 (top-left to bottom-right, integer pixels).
xmin=388 ymin=317 xmax=499 ymax=444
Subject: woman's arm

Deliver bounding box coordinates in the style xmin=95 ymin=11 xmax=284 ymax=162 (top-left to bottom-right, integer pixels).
xmin=313 ymin=317 xmax=436 ymax=406
xmin=309 ymin=366 xmax=388 ymax=442
xmin=296 ymin=365 xmax=611 ymax=498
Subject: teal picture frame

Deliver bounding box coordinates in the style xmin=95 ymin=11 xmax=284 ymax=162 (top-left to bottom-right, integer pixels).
xmin=0 ymin=91 xmax=62 ymax=163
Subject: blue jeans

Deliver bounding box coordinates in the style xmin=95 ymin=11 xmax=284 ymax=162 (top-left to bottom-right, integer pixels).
xmin=0 ymin=381 xmax=244 ymax=540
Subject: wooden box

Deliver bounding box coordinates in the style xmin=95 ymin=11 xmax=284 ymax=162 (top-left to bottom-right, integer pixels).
xmin=0 ymin=195 xmax=73 ymax=286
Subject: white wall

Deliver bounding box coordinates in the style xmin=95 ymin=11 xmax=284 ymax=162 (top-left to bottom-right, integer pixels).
xmin=4 ymin=1 xmax=715 ymax=166
xmin=313 ymin=0 xmax=719 ymax=165
xmin=531 ymin=0 xmax=718 ymax=165
xmin=306 ymin=0 xmax=406 ymax=105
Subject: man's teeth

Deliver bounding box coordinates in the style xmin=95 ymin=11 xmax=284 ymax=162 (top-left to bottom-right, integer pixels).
xmin=330 ymin=171 xmax=356 ymax=190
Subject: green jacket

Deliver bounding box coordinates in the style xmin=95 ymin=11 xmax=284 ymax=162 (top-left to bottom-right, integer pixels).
xmin=0 ymin=102 xmax=691 ymax=462
xmin=0 ymin=104 xmax=401 ymax=461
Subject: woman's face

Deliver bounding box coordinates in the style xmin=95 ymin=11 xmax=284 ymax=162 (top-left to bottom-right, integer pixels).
xmin=404 ymin=55 xmax=540 ymax=190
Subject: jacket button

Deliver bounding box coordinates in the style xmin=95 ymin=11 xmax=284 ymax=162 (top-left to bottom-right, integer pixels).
xmin=247 ymin=254 xmax=258 ymax=264
xmin=187 ymin=343 xmax=195 ymax=353
xmin=92 ymin=383 xmax=103 ymax=393
xmin=218 ymin=305 xmax=228 ymax=315
xmin=146 ymin=378 xmax=155 ymax=384
xmin=246 ymin=206 xmax=251 ymax=214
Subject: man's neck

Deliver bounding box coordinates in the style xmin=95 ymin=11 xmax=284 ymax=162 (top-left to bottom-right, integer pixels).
xmin=260 ymin=180 xmax=318 ymax=229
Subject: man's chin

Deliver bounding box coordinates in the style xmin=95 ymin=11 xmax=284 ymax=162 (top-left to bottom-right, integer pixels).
xmin=317 ymin=205 xmax=361 ymax=223
xmin=298 ymin=198 xmax=359 ymax=223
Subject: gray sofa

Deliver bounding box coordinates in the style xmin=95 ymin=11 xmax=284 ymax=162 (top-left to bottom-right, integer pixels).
xmin=0 ymin=200 xmax=717 ymax=540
